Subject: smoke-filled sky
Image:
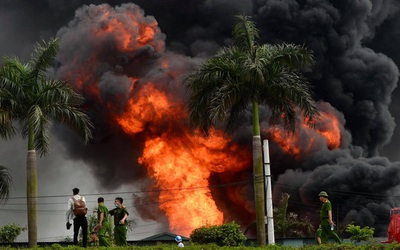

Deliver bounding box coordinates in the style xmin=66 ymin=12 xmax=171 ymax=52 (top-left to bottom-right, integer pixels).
xmin=1 ymin=0 xmax=400 ymax=242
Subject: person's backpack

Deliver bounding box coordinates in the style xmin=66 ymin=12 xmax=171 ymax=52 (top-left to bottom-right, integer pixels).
xmin=72 ymin=197 xmax=88 ymax=217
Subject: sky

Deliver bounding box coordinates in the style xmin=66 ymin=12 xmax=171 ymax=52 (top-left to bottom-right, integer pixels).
xmin=1 ymin=0 xmax=400 ymax=242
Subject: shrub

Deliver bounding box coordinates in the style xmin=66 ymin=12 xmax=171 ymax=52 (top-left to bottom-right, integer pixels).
xmin=190 ymin=221 xmax=246 ymax=246
xmin=345 ymin=224 xmax=374 ymax=243
xmin=0 ymin=223 xmax=26 ymax=243
xmin=50 ymin=243 xmax=63 ymax=250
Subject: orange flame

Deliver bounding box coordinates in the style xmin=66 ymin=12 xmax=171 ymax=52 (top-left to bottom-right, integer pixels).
xmin=59 ymin=4 xmax=253 ymax=236
xmin=117 ymin=83 xmax=250 ymax=235
xmin=269 ymin=111 xmax=342 ymax=157
xmin=316 ymin=112 xmax=341 ymax=149
xmin=92 ymin=8 xmax=164 ymax=53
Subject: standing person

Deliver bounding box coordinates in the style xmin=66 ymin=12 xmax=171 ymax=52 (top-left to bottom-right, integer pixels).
xmin=109 ymin=197 xmax=129 ymax=246
xmin=318 ymin=191 xmax=342 ymax=244
xmin=96 ymin=197 xmax=111 ymax=246
xmin=66 ymin=188 xmax=88 ymax=247
xmin=315 ymin=224 xmax=322 ymax=244
xmin=175 ymin=235 xmax=184 ymax=247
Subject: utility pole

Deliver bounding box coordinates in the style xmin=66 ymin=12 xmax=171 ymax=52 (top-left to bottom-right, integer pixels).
xmin=263 ymin=140 xmax=275 ymax=244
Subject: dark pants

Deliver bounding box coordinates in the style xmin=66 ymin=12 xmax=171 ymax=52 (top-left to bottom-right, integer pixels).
xmin=114 ymin=225 xmax=127 ymax=246
xmin=73 ymin=216 xmax=88 ymax=247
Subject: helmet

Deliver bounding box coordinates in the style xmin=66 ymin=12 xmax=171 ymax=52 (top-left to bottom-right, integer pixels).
xmin=175 ymin=235 xmax=182 ymax=242
xmin=318 ymin=191 xmax=328 ymax=197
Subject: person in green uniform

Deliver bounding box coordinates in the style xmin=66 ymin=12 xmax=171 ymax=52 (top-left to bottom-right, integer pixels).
xmin=318 ymin=191 xmax=342 ymax=244
xmin=96 ymin=197 xmax=111 ymax=246
xmin=315 ymin=224 xmax=322 ymax=244
xmin=109 ymin=197 xmax=129 ymax=246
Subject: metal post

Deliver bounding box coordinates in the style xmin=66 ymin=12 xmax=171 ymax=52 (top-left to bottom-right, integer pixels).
xmin=263 ymin=139 xmax=275 ymax=244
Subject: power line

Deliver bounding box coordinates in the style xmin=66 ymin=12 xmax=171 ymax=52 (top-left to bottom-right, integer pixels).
xmin=4 ymin=179 xmax=251 ymax=200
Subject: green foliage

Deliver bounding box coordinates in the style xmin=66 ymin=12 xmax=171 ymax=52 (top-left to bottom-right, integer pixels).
xmin=0 ymin=223 xmax=26 ymax=243
xmin=345 ymin=224 xmax=374 ymax=243
xmin=86 ymin=210 xmax=100 ymax=245
xmin=50 ymin=243 xmax=63 ymax=250
xmin=190 ymin=222 xmax=247 ymax=246
xmin=273 ymin=193 xmax=314 ymax=238
xmin=0 ymin=165 xmax=12 ymax=201
xmin=57 ymin=236 xmax=72 ymax=242
xmin=0 ymin=37 xmax=94 ymax=247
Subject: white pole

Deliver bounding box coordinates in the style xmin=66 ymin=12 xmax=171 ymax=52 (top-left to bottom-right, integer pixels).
xmin=263 ymin=139 xmax=275 ymax=244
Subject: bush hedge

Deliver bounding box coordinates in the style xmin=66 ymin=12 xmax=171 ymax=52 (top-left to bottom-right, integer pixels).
xmin=190 ymin=221 xmax=247 ymax=246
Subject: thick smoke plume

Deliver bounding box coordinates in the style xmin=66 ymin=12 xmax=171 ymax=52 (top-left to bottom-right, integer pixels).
xmin=2 ymin=0 xmax=400 ymax=237
xmin=253 ymin=0 xmax=400 ymax=236
xmin=54 ymin=3 xmax=254 ymax=235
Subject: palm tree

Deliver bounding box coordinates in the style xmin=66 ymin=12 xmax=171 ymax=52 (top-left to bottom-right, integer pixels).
xmin=0 ymin=165 xmax=12 ymax=202
xmin=184 ymin=15 xmax=318 ymax=246
xmin=0 ymin=38 xmax=93 ymax=247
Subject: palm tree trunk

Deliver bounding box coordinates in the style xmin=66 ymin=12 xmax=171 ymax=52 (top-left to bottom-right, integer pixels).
xmin=252 ymin=100 xmax=266 ymax=246
xmin=27 ymin=125 xmax=38 ymax=247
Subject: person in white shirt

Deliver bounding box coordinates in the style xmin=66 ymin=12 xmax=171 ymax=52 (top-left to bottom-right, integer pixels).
xmin=66 ymin=188 xmax=88 ymax=247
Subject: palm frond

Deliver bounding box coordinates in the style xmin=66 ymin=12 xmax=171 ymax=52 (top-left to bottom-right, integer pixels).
xmin=185 ymin=15 xmax=318 ymax=136
xmin=232 ymin=15 xmax=259 ymax=51
xmin=52 ymin=106 xmax=93 ymax=144
xmin=29 ymin=38 xmax=60 ymax=78
xmin=0 ymin=58 xmax=30 ymax=96
xmin=258 ymin=65 xmax=318 ymax=131
xmin=0 ymin=165 xmax=12 ymax=202
xmin=184 ymin=47 xmax=251 ymax=133
xmin=259 ymin=43 xmax=315 ymax=69
xmin=224 ymin=98 xmax=250 ymax=134
xmin=187 ymin=89 xmax=213 ymax=134
xmin=27 ymin=105 xmax=50 ymax=155
xmin=38 ymin=79 xmax=84 ymax=108
xmin=0 ymin=111 xmax=16 ymax=140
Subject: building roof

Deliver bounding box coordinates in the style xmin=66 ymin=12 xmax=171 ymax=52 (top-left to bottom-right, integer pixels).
xmin=139 ymin=232 xmax=189 ymax=242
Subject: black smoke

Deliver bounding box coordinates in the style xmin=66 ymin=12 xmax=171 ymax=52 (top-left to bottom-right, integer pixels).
xmin=2 ymin=0 xmax=400 ymax=237
xmin=252 ymin=0 xmax=400 ymax=236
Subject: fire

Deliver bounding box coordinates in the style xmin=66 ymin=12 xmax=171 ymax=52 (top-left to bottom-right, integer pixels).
xmin=316 ymin=112 xmax=341 ymax=149
xmin=92 ymin=7 xmax=163 ymax=52
xmin=58 ymin=3 xmax=348 ymax=236
xmin=116 ymin=83 xmax=172 ymax=134
xmin=269 ymin=111 xmax=342 ymax=157
xmin=117 ymin=82 xmax=251 ymax=235
xmin=58 ymin=3 xmax=251 ymax=235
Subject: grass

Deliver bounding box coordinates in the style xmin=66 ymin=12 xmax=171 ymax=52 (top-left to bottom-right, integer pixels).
xmin=2 ymin=242 xmax=400 ymax=250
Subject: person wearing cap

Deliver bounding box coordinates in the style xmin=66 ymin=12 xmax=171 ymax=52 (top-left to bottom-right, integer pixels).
xmin=318 ymin=191 xmax=342 ymax=244
xmin=175 ymin=235 xmax=184 ymax=247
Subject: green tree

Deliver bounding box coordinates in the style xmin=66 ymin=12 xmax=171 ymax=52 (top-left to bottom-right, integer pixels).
xmin=273 ymin=193 xmax=314 ymax=238
xmin=184 ymin=15 xmax=318 ymax=245
xmin=0 ymin=38 xmax=93 ymax=247
xmin=0 ymin=165 xmax=12 ymax=202
xmin=0 ymin=223 xmax=26 ymax=243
